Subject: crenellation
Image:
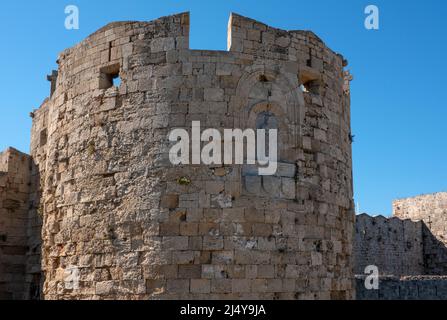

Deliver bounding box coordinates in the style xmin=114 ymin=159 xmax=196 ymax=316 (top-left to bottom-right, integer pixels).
xmin=354 ymin=214 xmax=425 ymax=276
xmin=1 ymin=11 xmax=356 ymax=300
xmin=355 ymin=192 xmax=447 ymax=299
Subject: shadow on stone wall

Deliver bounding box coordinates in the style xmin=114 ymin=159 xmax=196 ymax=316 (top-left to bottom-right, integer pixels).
xmin=25 ymin=159 xmax=43 ymax=300
xmin=422 ymin=223 xmax=447 ymax=275
xmin=355 ymin=214 xmax=447 ymax=299
xmin=354 ymin=214 xmax=424 ymax=276
xmin=356 ymin=276 xmax=447 ymax=300
xmin=0 ymin=149 xmax=31 ymax=300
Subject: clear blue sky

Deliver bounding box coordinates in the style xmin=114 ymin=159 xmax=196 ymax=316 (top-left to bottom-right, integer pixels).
xmin=0 ymin=0 xmax=446 ymax=215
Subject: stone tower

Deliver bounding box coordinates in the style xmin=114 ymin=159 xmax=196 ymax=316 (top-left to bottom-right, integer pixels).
xmin=28 ymin=12 xmax=354 ymax=299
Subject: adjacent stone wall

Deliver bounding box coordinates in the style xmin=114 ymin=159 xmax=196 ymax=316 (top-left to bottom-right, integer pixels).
xmin=0 ymin=148 xmax=31 ymax=300
xmin=30 ymin=12 xmax=354 ymax=300
xmin=356 ymin=276 xmax=447 ymax=300
xmin=355 ymin=193 xmax=447 ymax=300
xmin=354 ymin=214 xmax=424 ymax=276
xmin=394 ymin=193 xmax=447 ymax=274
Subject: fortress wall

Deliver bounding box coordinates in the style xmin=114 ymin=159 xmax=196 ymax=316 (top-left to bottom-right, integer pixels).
xmin=355 ymin=194 xmax=447 ymax=300
xmin=0 ymin=148 xmax=31 ymax=300
xmin=356 ymin=276 xmax=447 ymax=300
xmin=354 ymin=214 xmax=424 ymax=276
xmin=24 ymin=101 xmax=50 ymax=300
xmin=30 ymin=12 xmax=354 ymax=300
xmin=394 ymin=193 xmax=447 ymax=274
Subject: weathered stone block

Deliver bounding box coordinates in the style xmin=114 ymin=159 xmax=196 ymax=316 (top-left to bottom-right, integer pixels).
xmin=190 ymin=279 xmax=211 ymax=294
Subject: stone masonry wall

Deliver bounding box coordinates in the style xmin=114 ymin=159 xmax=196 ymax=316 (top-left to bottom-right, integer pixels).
xmin=354 ymin=214 xmax=424 ymax=276
xmin=0 ymin=148 xmax=31 ymax=300
xmin=356 ymin=276 xmax=447 ymax=300
xmin=394 ymin=193 xmax=447 ymax=275
xmin=30 ymin=12 xmax=354 ymax=300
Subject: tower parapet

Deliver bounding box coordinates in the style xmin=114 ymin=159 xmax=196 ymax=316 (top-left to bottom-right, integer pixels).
xmin=29 ymin=12 xmax=354 ymax=300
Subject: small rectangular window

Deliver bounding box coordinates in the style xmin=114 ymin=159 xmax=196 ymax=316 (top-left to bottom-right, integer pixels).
xmin=299 ymin=68 xmax=321 ymax=95
xmin=99 ymin=64 xmax=121 ymax=89
xmin=300 ymin=79 xmax=320 ymax=95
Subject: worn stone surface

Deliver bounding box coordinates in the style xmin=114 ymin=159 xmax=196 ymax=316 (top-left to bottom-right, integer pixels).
xmin=1 ymin=12 xmax=355 ymax=300
xmin=356 ymin=276 xmax=447 ymax=300
xmin=354 ymin=214 xmax=424 ymax=276
xmin=394 ymin=192 xmax=447 ymax=275
xmin=0 ymin=148 xmax=40 ymax=300
xmin=355 ymin=193 xmax=447 ymax=300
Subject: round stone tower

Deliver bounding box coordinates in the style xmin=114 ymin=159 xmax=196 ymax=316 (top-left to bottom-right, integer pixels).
xmin=30 ymin=12 xmax=355 ymax=299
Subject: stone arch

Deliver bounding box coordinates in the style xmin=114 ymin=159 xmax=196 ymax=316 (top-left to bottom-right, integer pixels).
xmin=234 ymin=65 xmax=304 ymax=162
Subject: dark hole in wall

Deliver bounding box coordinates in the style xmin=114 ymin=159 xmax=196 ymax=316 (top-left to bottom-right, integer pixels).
xmin=258 ymin=74 xmax=269 ymax=82
xmin=298 ymin=69 xmax=321 ymax=95
xmin=306 ymin=58 xmax=312 ymax=67
xmin=314 ymin=240 xmax=322 ymax=252
xmin=39 ymin=129 xmax=47 ymax=147
xmin=99 ymin=63 xmax=121 ymax=89
xmin=301 ymin=79 xmax=320 ymax=95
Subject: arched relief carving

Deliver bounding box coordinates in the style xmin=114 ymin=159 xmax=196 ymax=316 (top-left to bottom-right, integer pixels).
xmin=246 ymin=102 xmax=291 ymax=162
xmin=234 ymin=66 xmax=303 ymax=200
xmin=234 ymin=65 xmax=304 ymax=163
